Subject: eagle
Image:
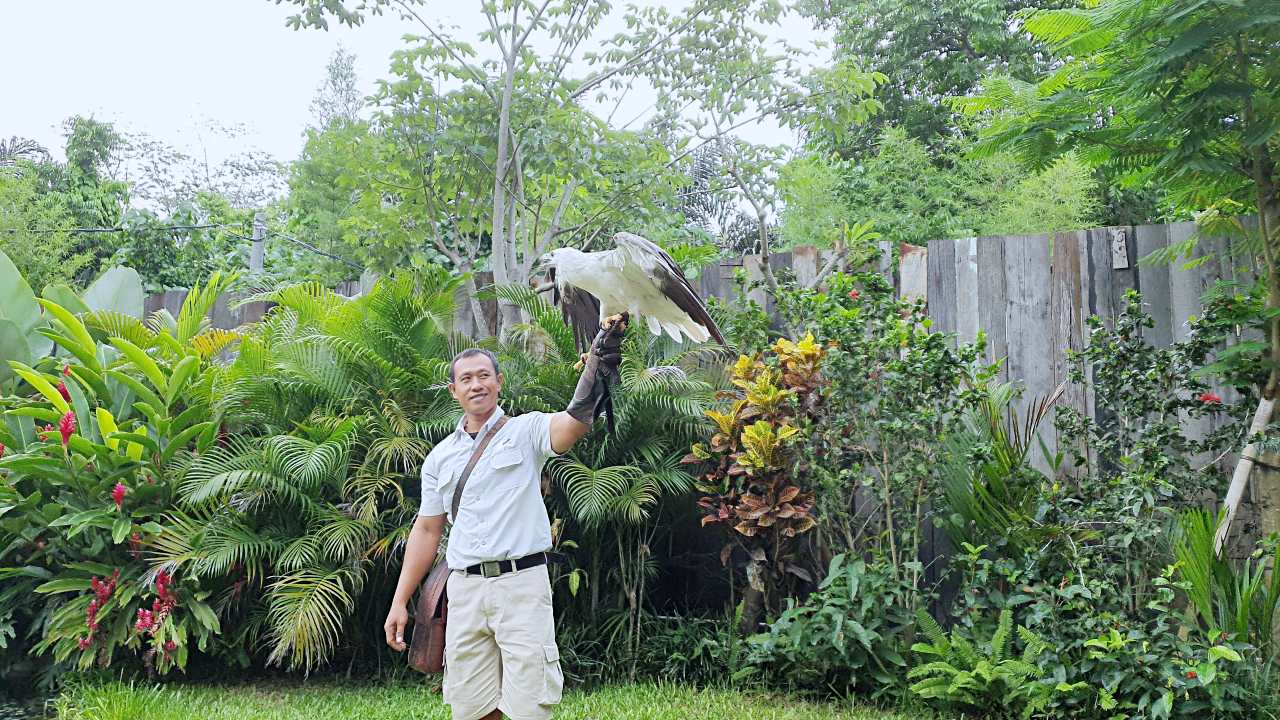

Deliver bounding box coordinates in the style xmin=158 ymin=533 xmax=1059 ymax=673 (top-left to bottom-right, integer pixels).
xmin=538 ymin=232 xmax=726 ymax=353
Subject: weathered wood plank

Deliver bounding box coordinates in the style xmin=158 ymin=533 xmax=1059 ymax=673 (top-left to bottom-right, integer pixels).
xmin=1167 ymin=222 xmax=1201 ymax=344
xmin=900 ymin=243 xmax=928 ymax=305
xmin=1003 ymin=236 xmax=1030 ymax=451
xmin=1051 ymin=231 xmax=1087 ymax=477
xmin=976 ymin=236 xmax=1008 ymax=383
xmin=928 ymin=239 xmax=957 ymax=344
xmin=1083 ymin=227 xmax=1116 ymax=331
xmin=742 ymin=255 xmax=770 ymax=314
xmin=955 ymin=236 xmax=979 ymax=344
xmin=1167 ymin=221 xmax=1214 ymax=467
xmin=1110 ymin=226 xmax=1139 ymax=328
xmin=1135 ymin=223 xmax=1173 ymax=348
xmin=1022 ymin=234 xmax=1056 ymax=475
xmin=791 ymin=245 xmax=819 ymax=288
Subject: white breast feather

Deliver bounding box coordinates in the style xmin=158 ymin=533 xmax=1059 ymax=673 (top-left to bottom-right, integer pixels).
xmin=565 ymin=247 xmax=710 ymax=344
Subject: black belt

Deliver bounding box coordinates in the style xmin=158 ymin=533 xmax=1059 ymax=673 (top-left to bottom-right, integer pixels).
xmin=461 ymin=552 xmax=548 ymax=578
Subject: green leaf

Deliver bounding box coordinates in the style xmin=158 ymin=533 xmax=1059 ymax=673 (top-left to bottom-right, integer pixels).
xmin=1208 ymin=645 xmax=1242 ymax=663
xmin=9 ymin=362 xmax=70 ymax=413
xmin=165 ymin=355 xmax=200 ymax=407
xmin=189 ymin=600 xmax=221 ymax=633
xmin=0 ymin=248 xmax=52 ymax=358
xmin=35 ymin=578 xmax=92 ymax=594
xmin=0 ymin=319 xmax=32 ymax=383
xmin=109 ymin=337 xmax=168 ymax=394
xmin=82 ymin=266 xmax=144 ymax=318
xmin=105 ymin=370 xmax=165 ymax=417
xmin=1151 ymin=690 xmax=1173 ymax=719
xmin=112 ymin=516 xmax=132 ymax=544
xmin=41 ymin=284 xmax=90 ymax=316
xmin=37 ymin=299 xmax=98 ymax=366
xmin=161 ymin=422 xmax=212 ymax=466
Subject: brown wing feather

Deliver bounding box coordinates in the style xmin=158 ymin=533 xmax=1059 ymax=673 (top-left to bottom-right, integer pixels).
xmin=549 ymin=267 xmax=601 ymax=353
xmin=614 ymin=232 xmax=726 ymax=345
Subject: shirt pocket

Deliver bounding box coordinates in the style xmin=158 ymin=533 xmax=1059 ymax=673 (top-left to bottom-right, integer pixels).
xmin=487 ymin=444 xmax=526 ymax=490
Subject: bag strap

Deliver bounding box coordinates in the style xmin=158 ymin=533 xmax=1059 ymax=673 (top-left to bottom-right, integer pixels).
xmin=450 ymin=415 xmax=510 ymax=521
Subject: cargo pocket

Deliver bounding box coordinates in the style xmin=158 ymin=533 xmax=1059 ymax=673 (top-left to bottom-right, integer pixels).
xmin=539 ymin=644 xmax=563 ymax=704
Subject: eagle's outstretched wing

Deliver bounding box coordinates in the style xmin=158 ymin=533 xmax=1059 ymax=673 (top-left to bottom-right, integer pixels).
xmin=548 ymin=266 xmax=601 ymax=353
xmin=613 ymin=232 xmax=726 ymax=345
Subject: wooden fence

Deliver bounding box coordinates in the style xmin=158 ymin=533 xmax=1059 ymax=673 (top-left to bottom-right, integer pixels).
xmin=154 ymin=222 xmax=1261 ymax=477
xmin=150 ymin=221 xmax=1261 ymax=473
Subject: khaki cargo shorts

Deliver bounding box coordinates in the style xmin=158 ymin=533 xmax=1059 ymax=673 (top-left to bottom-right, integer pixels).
xmin=443 ymin=563 xmax=563 ymax=720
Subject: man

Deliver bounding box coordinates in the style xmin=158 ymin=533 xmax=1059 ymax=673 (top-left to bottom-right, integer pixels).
xmin=384 ymin=319 xmax=625 ymax=720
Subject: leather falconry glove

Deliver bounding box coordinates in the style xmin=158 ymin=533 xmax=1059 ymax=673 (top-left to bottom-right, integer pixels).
xmin=566 ymin=313 xmax=628 ymax=430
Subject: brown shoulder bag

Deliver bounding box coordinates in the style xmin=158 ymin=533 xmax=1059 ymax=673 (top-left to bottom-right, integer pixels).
xmin=408 ymin=416 xmax=509 ymax=674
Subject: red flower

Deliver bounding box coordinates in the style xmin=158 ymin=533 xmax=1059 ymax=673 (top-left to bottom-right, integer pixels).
xmin=0 ymin=442 xmax=5 ymax=459
xmin=58 ymin=411 xmax=75 ymax=447
xmin=1198 ymin=392 xmax=1222 ymax=404
xmin=112 ymin=483 xmax=127 ymax=510
xmin=77 ymin=636 xmax=92 ymax=651
xmin=57 ymin=381 xmax=71 ymax=403
xmin=1186 ymin=670 xmax=1198 ymax=679
xmin=163 ymin=640 xmax=177 ymax=653
xmin=848 ymin=289 xmax=860 ymax=300
xmin=135 ymin=608 xmax=154 ymax=632
xmin=63 ymin=365 xmax=71 ymax=377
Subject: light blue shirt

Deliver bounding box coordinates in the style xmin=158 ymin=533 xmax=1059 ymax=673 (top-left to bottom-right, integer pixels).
xmin=419 ymin=406 xmax=559 ymax=569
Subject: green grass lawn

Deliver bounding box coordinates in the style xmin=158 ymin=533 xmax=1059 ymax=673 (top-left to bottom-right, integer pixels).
xmin=48 ymin=679 xmax=935 ymax=720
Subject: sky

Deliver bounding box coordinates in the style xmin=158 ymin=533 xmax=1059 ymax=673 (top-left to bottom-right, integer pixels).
xmin=4 ymin=1 xmax=830 ymax=172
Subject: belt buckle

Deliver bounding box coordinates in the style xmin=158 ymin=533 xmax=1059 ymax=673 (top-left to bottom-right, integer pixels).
xmin=481 ymin=561 xmax=502 ymax=578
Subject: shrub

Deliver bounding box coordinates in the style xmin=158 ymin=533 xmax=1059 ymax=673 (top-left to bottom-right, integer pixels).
xmin=908 ymin=607 xmax=1059 ymax=718
xmin=746 ymin=553 xmax=913 ymax=698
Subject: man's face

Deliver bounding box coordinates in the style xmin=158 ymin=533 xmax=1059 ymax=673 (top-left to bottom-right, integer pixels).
xmin=449 ymin=355 xmax=503 ymax=416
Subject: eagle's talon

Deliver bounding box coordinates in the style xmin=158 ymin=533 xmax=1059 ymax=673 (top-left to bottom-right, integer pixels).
xmin=602 ymin=312 xmax=629 ymax=332
xmin=574 ymin=352 xmax=588 ymax=371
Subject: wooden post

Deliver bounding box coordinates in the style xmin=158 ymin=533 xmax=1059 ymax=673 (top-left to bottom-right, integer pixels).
xmin=250 ymin=212 xmax=265 ymax=274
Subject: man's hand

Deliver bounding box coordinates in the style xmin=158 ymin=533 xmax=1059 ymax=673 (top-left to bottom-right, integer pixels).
xmin=385 ymin=603 xmax=409 ymax=652
xmin=564 ymin=313 xmax=627 ymax=425
xmin=552 ymin=313 xmax=627 ymax=453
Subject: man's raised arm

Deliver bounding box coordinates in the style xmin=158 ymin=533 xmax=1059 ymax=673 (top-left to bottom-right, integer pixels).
xmin=549 ymin=317 xmax=626 ymax=454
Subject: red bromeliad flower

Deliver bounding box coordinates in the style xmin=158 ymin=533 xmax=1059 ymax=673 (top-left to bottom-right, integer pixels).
xmin=1198 ymin=392 xmax=1222 ymax=404
xmin=0 ymin=442 xmax=5 ymax=459
xmin=848 ymin=289 xmax=860 ymax=300
xmin=163 ymin=640 xmax=177 ymax=653
xmin=135 ymin=608 xmax=154 ymax=632
xmin=63 ymin=365 xmax=71 ymax=377
xmin=57 ymin=381 xmax=71 ymax=403
xmin=1186 ymin=670 xmax=1198 ymax=680
xmin=77 ymin=636 xmax=92 ymax=651
xmin=112 ymin=483 xmax=127 ymax=510
xmin=58 ymin=411 xmax=75 ymax=447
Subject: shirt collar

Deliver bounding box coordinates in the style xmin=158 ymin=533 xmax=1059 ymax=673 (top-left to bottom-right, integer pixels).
xmin=455 ymin=405 xmax=506 ymax=439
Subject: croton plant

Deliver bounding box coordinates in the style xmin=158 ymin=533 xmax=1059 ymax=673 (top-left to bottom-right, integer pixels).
xmin=685 ymin=333 xmax=828 ymax=632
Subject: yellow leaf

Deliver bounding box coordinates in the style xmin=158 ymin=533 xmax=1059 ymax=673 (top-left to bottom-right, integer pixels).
xmin=95 ymin=408 xmax=119 ymax=451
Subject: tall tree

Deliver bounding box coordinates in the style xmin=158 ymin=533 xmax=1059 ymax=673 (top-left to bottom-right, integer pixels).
xmin=960 ymin=0 xmax=1280 ymax=550
xmin=275 ymin=0 xmax=816 ymax=337
xmin=310 ymin=44 xmax=365 ymax=129
xmin=800 ymin=0 xmax=1061 ymax=152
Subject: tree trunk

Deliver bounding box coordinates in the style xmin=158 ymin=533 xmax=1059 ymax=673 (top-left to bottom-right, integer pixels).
xmin=490 ymin=38 xmax=522 ymax=339
xmin=1216 ymin=172 xmax=1280 ymax=553
xmin=738 ymin=585 xmax=765 ymax=635
xmin=462 ymin=271 xmax=490 ymax=339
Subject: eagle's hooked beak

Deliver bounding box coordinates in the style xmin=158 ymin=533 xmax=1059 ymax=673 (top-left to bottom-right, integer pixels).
xmin=533 ymin=260 xmax=557 ymax=294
